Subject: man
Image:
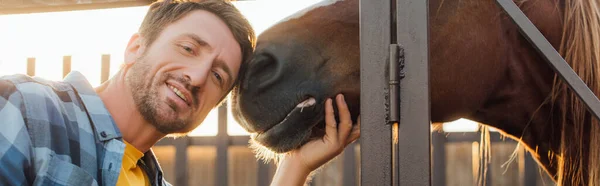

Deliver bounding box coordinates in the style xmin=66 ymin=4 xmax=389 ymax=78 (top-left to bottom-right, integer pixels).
xmin=0 ymin=0 xmax=359 ymax=185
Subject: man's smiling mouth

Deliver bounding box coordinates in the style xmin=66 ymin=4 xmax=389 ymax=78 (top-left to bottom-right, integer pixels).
xmin=167 ymin=83 xmax=189 ymax=104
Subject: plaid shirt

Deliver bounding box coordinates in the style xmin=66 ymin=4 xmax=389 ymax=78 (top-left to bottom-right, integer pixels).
xmin=0 ymin=72 xmax=170 ymax=186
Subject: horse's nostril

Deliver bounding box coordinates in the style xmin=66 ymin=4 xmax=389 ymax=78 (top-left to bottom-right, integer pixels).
xmin=246 ymin=53 xmax=282 ymax=92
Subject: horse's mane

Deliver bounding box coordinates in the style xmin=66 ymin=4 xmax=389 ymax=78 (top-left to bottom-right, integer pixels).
xmin=550 ymin=0 xmax=600 ymax=185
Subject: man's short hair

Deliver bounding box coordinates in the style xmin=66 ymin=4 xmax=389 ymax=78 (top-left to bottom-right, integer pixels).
xmin=139 ymin=0 xmax=256 ymax=103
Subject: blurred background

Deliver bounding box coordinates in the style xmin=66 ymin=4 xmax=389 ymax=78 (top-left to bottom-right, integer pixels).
xmin=0 ymin=0 xmax=555 ymax=185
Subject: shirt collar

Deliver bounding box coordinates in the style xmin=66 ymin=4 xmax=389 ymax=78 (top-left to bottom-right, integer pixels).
xmin=64 ymin=71 xmax=122 ymax=142
xmin=123 ymin=141 xmax=144 ymax=169
xmin=140 ymin=149 xmax=166 ymax=186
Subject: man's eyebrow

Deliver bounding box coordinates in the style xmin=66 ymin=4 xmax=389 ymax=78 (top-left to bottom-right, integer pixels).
xmin=184 ymin=33 xmax=212 ymax=50
xmin=214 ymin=59 xmax=233 ymax=88
xmin=181 ymin=33 xmax=233 ymax=87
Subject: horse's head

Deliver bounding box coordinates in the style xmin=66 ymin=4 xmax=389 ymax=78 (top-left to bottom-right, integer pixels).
xmin=231 ymin=0 xmax=600 ymax=184
xmin=230 ymin=0 xmax=359 ymax=153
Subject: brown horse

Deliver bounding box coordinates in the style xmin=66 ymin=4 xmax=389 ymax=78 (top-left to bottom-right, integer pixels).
xmin=230 ymin=0 xmax=600 ymax=185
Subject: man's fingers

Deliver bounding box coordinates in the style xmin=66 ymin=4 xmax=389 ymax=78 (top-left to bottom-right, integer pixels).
xmin=336 ymin=94 xmax=352 ymax=141
xmin=345 ymin=116 xmax=361 ymax=145
xmin=324 ymin=98 xmax=338 ymax=140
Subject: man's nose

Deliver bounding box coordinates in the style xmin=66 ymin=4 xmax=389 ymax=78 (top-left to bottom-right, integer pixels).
xmin=183 ymin=60 xmax=212 ymax=88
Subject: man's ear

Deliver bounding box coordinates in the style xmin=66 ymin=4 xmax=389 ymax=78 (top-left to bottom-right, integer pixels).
xmin=124 ymin=33 xmax=146 ymax=66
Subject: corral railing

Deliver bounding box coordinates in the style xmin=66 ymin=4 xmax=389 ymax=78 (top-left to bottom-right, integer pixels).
xmin=12 ymin=54 xmax=554 ymax=186
xmin=360 ymin=0 xmax=600 ymax=185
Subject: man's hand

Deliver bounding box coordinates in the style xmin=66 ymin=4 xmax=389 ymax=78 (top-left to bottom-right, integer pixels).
xmin=270 ymin=94 xmax=360 ymax=186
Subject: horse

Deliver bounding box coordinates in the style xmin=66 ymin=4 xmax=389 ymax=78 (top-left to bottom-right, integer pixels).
xmin=230 ymin=0 xmax=600 ymax=185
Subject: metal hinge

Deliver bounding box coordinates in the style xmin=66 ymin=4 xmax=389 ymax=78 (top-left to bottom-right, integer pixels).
xmin=386 ymin=44 xmax=405 ymax=125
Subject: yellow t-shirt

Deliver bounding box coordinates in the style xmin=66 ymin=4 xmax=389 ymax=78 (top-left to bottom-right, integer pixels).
xmin=116 ymin=141 xmax=150 ymax=186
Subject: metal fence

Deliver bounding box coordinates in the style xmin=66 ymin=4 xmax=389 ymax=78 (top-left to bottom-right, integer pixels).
xmin=11 ymin=54 xmax=558 ymax=186
xmin=2 ymin=0 xmax=581 ymax=185
xmin=358 ymin=0 xmax=597 ymax=185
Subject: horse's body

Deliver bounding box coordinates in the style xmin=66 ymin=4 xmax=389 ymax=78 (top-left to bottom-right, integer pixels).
xmin=230 ymin=0 xmax=600 ymax=185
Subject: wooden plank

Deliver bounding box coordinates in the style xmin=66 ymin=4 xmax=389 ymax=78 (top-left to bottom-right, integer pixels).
xmin=0 ymin=0 xmax=152 ymax=15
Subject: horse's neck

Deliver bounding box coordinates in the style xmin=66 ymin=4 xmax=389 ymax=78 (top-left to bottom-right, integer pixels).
xmin=429 ymin=0 xmax=563 ymax=172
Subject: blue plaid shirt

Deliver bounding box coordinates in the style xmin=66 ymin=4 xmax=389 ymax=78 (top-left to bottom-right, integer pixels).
xmin=0 ymin=72 xmax=170 ymax=186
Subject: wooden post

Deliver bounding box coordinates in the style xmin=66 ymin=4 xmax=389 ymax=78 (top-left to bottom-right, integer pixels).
xmin=215 ymin=104 xmax=229 ymax=186
xmin=27 ymin=58 xmax=35 ymax=76
xmin=63 ymin=56 xmax=71 ymax=78
xmin=101 ymin=54 xmax=110 ymax=83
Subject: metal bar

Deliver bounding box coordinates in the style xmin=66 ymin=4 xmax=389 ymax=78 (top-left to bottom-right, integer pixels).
xmin=26 ymin=58 xmax=35 ymax=76
xmin=188 ymin=136 xmax=217 ymax=146
xmin=155 ymin=136 xmax=251 ymax=146
xmin=257 ymin=160 xmax=271 ymax=186
xmin=392 ymin=123 xmax=400 ymax=186
xmin=174 ymin=137 xmax=189 ymax=186
xmin=522 ymin=147 xmax=538 ymax=186
xmin=477 ymin=131 xmax=492 ymax=186
xmin=156 ymin=137 xmax=215 ymax=146
xmin=444 ymin=132 xmax=512 ymax=143
xmin=101 ymin=54 xmax=110 ymax=83
xmin=157 ymin=132 xmax=511 ymax=144
xmin=389 ymin=44 xmax=400 ymax=123
xmin=215 ymin=104 xmax=229 ymax=186
xmin=228 ymin=135 xmax=250 ymax=146
xmin=396 ymin=0 xmax=431 ymax=185
xmin=63 ymin=56 xmax=71 ymax=78
xmin=360 ymin=0 xmax=393 ymax=185
xmin=496 ymin=0 xmax=600 ymax=121
xmin=431 ymin=132 xmax=446 ymax=186
xmin=342 ymin=143 xmax=357 ymax=186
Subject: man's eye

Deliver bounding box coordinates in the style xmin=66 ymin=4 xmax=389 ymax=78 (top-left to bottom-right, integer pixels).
xmin=178 ymin=44 xmax=195 ymax=55
xmin=213 ymin=71 xmax=223 ymax=84
xmin=182 ymin=46 xmax=194 ymax=54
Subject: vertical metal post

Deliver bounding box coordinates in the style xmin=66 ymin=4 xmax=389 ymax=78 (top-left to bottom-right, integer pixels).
xmin=476 ymin=130 xmax=492 ymax=185
xmin=215 ymin=104 xmax=229 ymax=186
xmin=63 ymin=56 xmax=71 ymax=78
xmin=396 ymin=0 xmax=431 ymax=185
xmin=360 ymin=0 xmax=392 ymax=185
xmin=27 ymin=58 xmax=35 ymax=76
xmin=175 ymin=138 xmax=189 ymax=186
xmin=257 ymin=160 xmax=271 ymax=186
xmin=522 ymin=147 xmax=537 ymax=186
xmin=342 ymin=143 xmax=357 ymax=186
xmin=432 ymin=132 xmax=446 ymax=186
xmin=101 ymin=54 xmax=110 ymax=83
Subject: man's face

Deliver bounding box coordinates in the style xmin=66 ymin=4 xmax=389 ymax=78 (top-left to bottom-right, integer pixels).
xmin=125 ymin=10 xmax=242 ymax=134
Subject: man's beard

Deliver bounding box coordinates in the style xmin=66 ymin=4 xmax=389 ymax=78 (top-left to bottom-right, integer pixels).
xmin=126 ymin=57 xmax=194 ymax=134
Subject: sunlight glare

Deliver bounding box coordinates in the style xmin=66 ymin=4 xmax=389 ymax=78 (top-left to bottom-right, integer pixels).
xmin=442 ymin=118 xmax=480 ymax=132
xmin=3 ymin=0 xmax=469 ymax=137
xmin=187 ymin=109 xmax=219 ymax=136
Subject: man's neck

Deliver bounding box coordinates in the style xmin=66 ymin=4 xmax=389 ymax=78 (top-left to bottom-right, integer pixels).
xmin=95 ymin=71 xmax=165 ymax=153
